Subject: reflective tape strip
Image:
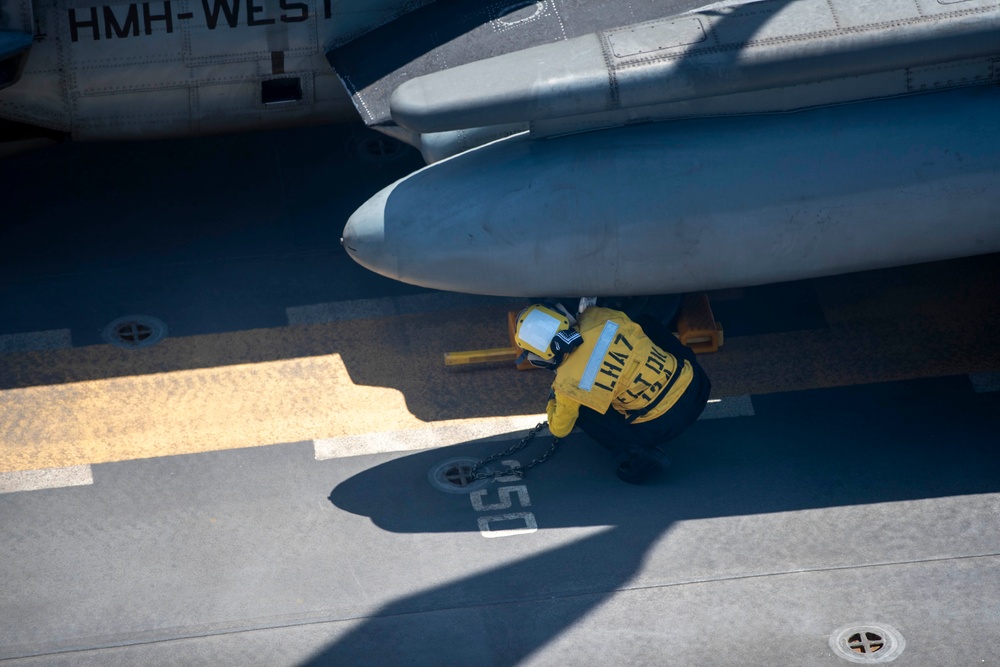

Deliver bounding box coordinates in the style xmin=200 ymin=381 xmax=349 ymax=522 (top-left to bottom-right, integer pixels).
xmin=517 ymin=308 xmax=563 ymax=355
xmin=578 ymin=321 xmax=619 ymax=391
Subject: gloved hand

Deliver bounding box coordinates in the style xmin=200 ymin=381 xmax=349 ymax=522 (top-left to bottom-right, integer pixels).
xmin=550 ymin=329 xmax=582 ymax=357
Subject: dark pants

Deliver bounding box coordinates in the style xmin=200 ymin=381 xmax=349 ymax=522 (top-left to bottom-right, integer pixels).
xmin=574 ymin=314 xmax=711 ymax=457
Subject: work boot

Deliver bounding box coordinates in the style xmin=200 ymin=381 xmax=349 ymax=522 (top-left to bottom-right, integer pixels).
xmin=615 ymin=445 xmax=670 ymax=485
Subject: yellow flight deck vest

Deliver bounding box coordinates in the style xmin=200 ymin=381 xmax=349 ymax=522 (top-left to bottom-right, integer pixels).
xmin=546 ymin=308 xmax=693 ymax=437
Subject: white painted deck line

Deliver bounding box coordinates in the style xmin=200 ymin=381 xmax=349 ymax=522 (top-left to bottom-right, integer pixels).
xmin=287 ymin=293 xmax=519 ymax=324
xmin=315 ymin=395 xmax=754 ymax=460
xmin=0 ymin=465 xmax=94 ymax=494
xmin=699 ymin=395 xmax=755 ymax=419
xmin=969 ymin=372 xmax=1000 ymax=394
xmin=314 ymin=415 xmax=548 ymax=460
xmin=0 ymin=329 xmax=73 ymax=354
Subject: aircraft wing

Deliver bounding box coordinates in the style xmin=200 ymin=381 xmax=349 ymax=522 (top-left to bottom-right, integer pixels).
xmin=326 ymin=0 xmax=711 ymax=129
xmin=333 ymin=0 xmax=1000 ymax=298
xmin=330 ymin=0 xmax=1000 ymax=161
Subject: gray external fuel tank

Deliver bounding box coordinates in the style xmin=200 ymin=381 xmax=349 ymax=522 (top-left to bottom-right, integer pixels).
xmin=342 ymin=85 xmax=1000 ymax=297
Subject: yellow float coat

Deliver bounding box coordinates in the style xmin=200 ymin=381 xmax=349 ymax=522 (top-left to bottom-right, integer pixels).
xmin=546 ymin=308 xmax=693 ymax=437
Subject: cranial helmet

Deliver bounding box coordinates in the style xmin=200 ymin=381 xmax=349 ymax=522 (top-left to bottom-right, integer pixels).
xmin=514 ymin=303 xmax=583 ymax=369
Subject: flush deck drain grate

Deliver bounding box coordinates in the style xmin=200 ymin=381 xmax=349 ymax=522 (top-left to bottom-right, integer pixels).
xmin=849 ymin=632 xmax=884 ymax=655
xmin=428 ymin=457 xmax=497 ymax=494
xmin=830 ymin=623 xmax=905 ymax=663
xmin=102 ymin=315 xmax=168 ymax=349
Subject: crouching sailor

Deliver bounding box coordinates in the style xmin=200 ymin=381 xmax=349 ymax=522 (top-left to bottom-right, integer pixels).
xmin=513 ymin=302 xmax=711 ymax=484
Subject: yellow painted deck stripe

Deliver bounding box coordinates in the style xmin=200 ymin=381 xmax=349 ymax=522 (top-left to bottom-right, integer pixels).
xmin=0 ymin=309 xmax=548 ymax=473
xmin=2 ymin=305 xmax=999 ymax=474
xmin=0 ymin=354 xmax=426 ymax=472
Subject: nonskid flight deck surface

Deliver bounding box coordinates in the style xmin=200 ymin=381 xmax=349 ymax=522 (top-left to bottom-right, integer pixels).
xmin=2 ymin=374 xmax=998 ymax=665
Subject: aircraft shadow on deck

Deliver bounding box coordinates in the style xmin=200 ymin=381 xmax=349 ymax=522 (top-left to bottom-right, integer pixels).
xmin=311 ymin=376 xmax=1000 ymax=664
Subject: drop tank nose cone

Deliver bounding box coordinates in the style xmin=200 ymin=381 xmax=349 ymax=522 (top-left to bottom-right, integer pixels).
xmin=342 ymin=184 xmax=395 ymax=277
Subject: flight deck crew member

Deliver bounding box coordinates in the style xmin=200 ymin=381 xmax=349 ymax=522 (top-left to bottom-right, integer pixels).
xmin=514 ymin=302 xmax=711 ymax=484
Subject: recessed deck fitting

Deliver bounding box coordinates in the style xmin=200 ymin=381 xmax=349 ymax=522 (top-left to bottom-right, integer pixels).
xmin=830 ymin=623 xmax=905 ymax=663
xmin=428 ymin=457 xmax=496 ymax=494
xmin=102 ymin=315 xmax=168 ymax=349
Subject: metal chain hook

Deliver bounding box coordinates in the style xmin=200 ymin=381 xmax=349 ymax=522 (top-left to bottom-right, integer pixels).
xmin=469 ymin=421 xmax=561 ymax=481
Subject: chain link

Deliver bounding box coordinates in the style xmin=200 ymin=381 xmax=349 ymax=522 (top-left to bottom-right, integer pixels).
xmin=469 ymin=421 xmax=561 ymax=481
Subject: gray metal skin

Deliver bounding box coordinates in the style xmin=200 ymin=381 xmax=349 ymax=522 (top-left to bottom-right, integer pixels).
xmin=386 ymin=0 xmax=1000 ymax=164
xmin=340 ymin=0 xmax=1000 ymax=297
xmin=390 ymin=0 xmax=1000 ymax=134
xmin=0 ymin=0 xmax=433 ymax=140
xmin=343 ymin=84 xmax=1000 ymax=297
xmin=391 ymin=0 xmax=1000 ymax=163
